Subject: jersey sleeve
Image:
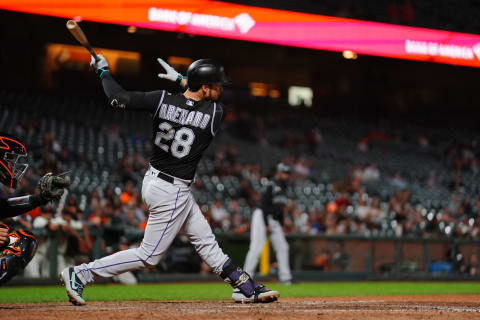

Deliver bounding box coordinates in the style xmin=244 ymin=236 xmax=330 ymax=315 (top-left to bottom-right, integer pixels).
xmin=101 ymin=73 xmax=164 ymax=114
xmin=210 ymin=102 xmax=225 ymax=136
xmin=0 ymin=195 xmax=47 ymax=219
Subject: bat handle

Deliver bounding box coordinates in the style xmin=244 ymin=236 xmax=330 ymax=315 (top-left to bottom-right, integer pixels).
xmin=86 ymin=45 xmax=99 ymax=62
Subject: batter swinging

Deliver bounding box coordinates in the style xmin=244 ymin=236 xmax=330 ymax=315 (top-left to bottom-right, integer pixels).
xmin=60 ymin=56 xmax=279 ymax=305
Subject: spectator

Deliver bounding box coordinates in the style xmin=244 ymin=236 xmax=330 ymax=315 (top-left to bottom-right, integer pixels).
xmin=292 ymin=208 xmax=309 ymax=233
xmin=24 ymin=206 xmax=55 ymax=278
xmin=210 ymin=200 xmax=230 ymax=231
xmin=465 ymin=254 xmax=479 ymax=276
xmin=294 ymin=158 xmax=312 ymax=180
xmin=336 ymin=192 xmax=351 ymax=208
xmin=120 ymin=181 xmax=136 ymax=205
xmin=390 ymin=172 xmax=408 ymax=189
xmin=357 ymin=138 xmax=369 ymax=152
xmin=308 ymin=208 xmax=324 ymax=234
xmin=362 ymin=163 xmax=380 ymax=183
xmin=324 ymin=213 xmax=338 ymax=235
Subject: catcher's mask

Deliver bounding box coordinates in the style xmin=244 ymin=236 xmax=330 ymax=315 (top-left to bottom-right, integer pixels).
xmin=0 ymin=132 xmax=28 ymax=189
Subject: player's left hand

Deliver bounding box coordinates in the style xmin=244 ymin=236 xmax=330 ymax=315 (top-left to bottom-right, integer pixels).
xmin=38 ymin=173 xmax=71 ymax=201
xmin=90 ymin=54 xmax=109 ymax=72
xmin=157 ymin=58 xmax=182 ymax=82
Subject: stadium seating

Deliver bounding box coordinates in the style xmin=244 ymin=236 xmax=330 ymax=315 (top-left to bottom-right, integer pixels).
xmin=0 ymin=90 xmax=478 ymax=239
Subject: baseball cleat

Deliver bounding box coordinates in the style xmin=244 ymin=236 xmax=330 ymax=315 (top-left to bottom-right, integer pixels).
xmin=232 ymin=285 xmax=279 ymax=303
xmin=60 ymin=267 xmax=86 ymax=306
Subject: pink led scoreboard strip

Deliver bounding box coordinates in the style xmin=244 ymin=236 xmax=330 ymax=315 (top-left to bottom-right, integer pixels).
xmin=2 ymin=0 xmax=480 ymax=67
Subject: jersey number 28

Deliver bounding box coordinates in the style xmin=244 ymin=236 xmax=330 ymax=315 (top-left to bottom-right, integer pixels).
xmin=154 ymin=122 xmax=195 ymax=158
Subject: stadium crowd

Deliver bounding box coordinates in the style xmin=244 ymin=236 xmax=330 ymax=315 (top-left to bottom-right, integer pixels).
xmin=1 ymin=90 xmax=479 ymax=278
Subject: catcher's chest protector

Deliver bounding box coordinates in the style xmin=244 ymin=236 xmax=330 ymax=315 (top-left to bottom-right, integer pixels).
xmin=0 ymin=224 xmax=37 ymax=285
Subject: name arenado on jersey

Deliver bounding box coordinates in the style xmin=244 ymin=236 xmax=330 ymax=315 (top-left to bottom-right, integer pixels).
xmin=158 ymin=103 xmax=211 ymax=129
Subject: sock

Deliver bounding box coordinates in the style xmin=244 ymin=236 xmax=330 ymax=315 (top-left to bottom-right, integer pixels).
xmin=220 ymin=258 xmax=255 ymax=297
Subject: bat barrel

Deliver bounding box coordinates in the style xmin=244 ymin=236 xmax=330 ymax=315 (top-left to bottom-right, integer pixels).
xmin=66 ymin=19 xmax=98 ymax=61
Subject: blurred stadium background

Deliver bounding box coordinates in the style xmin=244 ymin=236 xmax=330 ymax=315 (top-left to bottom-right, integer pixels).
xmin=0 ymin=0 xmax=479 ymax=285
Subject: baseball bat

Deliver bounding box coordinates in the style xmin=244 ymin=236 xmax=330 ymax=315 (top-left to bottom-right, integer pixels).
xmin=66 ymin=20 xmax=99 ymax=62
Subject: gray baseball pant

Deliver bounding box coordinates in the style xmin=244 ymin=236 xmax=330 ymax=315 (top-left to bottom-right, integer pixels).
xmin=243 ymin=208 xmax=292 ymax=282
xmin=74 ymin=166 xmax=230 ymax=284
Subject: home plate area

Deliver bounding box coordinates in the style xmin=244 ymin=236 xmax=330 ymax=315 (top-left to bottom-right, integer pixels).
xmin=1 ymin=295 xmax=480 ymax=320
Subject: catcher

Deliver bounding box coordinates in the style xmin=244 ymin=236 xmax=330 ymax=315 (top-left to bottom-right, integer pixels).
xmin=0 ymin=132 xmax=70 ymax=284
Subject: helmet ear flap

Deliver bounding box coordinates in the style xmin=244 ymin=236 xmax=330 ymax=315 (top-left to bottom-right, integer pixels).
xmin=186 ymin=79 xmax=201 ymax=92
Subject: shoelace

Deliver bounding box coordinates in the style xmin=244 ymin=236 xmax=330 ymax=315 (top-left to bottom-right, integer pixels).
xmin=254 ymin=284 xmax=269 ymax=293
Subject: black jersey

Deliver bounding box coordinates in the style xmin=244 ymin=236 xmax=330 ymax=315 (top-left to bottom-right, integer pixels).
xmin=99 ymin=73 xmax=225 ymax=180
xmin=261 ymin=180 xmax=290 ymax=225
xmin=150 ymin=91 xmax=224 ymax=179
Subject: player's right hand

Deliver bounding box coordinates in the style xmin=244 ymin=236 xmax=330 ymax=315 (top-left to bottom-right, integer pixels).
xmin=0 ymin=227 xmax=9 ymax=246
xmin=157 ymin=58 xmax=181 ymax=82
xmin=90 ymin=54 xmax=109 ymax=72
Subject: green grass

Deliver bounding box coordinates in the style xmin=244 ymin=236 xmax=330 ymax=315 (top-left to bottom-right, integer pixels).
xmin=1 ymin=282 xmax=480 ymax=304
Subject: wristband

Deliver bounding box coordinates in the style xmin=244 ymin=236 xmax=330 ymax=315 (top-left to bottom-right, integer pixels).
xmin=97 ymin=67 xmax=110 ymax=79
xmin=177 ymin=74 xmax=185 ymax=85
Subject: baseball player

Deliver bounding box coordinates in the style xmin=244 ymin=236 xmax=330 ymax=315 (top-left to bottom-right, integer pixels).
xmin=61 ymin=55 xmax=279 ymax=305
xmin=0 ymin=132 xmax=70 ymax=284
xmin=244 ymin=163 xmax=293 ymax=284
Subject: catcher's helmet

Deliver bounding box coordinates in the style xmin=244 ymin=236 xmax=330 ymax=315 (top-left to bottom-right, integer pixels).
xmin=0 ymin=132 xmax=28 ymax=189
xmin=187 ymin=59 xmax=231 ymax=91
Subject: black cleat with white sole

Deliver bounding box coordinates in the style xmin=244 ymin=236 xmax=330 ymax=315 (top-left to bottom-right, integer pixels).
xmin=232 ymin=284 xmax=279 ymax=303
xmin=60 ymin=267 xmax=86 ymax=306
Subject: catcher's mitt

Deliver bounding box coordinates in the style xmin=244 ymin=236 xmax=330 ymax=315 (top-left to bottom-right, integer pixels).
xmin=38 ymin=172 xmax=71 ymax=201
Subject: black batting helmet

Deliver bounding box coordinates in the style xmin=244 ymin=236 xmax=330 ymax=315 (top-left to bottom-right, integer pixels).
xmin=0 ymin=132 xmax=28 ymax=189
xmin=187 ymin=59 xmax=231 ymax=91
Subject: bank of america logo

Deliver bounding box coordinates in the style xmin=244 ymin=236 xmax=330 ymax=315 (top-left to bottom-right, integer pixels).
xmin=149 ymin=8 xmax=256 ymax=34
xmin=234 ymin=13 xmax=255 ymax=34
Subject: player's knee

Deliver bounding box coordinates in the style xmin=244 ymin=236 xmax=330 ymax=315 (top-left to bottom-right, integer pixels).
xmin=135 ymin=246 xmax=162 ymax=267
xmin=142 ymin=258 xmax=159 ymax=268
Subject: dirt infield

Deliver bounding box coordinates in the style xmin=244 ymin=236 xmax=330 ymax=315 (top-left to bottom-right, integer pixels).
xmin=1 ymin=295 xmax=480 ymax=320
